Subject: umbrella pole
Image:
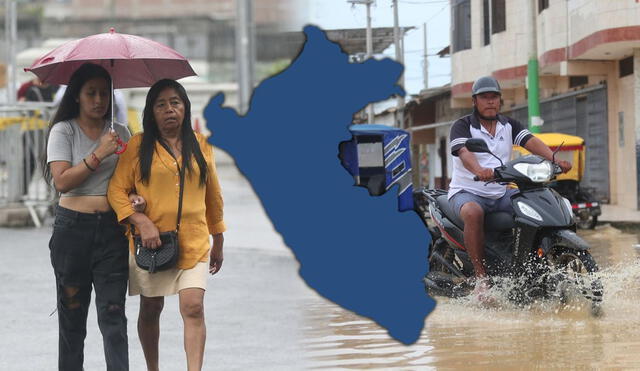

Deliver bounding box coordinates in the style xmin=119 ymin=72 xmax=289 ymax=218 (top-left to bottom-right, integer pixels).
xmin=110 ymin=78 xmax=114 ymax=130
xmin=110 ymin=66 xmax=127 ymax=155
xmin=110 ymin=58 xmax=115 ymax=130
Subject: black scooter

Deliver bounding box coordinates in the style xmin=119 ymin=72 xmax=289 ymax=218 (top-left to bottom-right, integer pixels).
xmin=414 ymin=138 xmax=603 ymax=314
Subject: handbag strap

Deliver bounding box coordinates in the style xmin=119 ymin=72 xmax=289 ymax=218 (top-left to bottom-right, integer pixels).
xmin=175 ymin=158 xmax=185 ymax=232
xmin=131 ymin=141 xmax=186 ymax=237
xmin=158 ymin=140 xmax=186 ymax=232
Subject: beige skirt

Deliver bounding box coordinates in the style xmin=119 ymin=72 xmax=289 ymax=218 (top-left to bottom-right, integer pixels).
xmin=128 ymin=253 xmax=209 ymax=297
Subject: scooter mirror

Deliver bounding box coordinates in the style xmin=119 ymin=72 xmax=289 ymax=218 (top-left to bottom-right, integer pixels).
xmin=465 ymin=138 xmax=490 ymax=153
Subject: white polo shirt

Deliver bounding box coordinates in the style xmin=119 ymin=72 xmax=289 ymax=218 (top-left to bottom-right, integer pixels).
xmin=448 ymin=113 xmax=533 ymax=199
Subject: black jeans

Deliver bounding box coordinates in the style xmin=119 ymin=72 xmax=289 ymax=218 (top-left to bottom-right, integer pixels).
xmin=49 ymin=205 xmax=129 ymax=371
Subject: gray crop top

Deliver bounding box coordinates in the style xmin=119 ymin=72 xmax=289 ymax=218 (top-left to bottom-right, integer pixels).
xmin=47 ymin=119 xmax=131 ymax=197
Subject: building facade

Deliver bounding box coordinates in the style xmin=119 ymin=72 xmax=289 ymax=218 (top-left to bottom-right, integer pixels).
xmin=403 ymin=87 xmax=467 ymax=190
xmin=44 ymin=0 xmax=305 ymax=27
xmin=449 ymin=0 xmax=640 ymax=211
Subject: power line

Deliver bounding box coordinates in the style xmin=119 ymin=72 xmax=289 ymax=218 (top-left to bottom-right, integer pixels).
xmin=397 ymin=3 xmax=449 ymax=31
xmin=425 ymin=3 xmax=448 ymax=23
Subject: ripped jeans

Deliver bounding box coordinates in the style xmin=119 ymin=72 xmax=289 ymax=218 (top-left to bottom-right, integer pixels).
xmin=49 ymin=205 xmax=129 ymax=371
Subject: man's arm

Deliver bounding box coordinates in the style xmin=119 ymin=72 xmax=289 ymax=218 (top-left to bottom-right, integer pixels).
xmin=523 ymin=136 xmax=572 ymax=173
xmin=523 ymin=136 xmax=554 ymax=161
xmin=458 ymin=147 xmax=494 ymax=181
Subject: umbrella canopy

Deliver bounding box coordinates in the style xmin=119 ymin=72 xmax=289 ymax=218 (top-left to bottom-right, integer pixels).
xmin=25 ymin=28 xmax=196 ymax=88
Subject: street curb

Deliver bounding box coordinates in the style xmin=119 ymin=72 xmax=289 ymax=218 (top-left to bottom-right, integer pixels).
xmin=605 ymin=221 xmax=640 ymax=233
xmin=0 ymin=204 xmax=33 ymax=227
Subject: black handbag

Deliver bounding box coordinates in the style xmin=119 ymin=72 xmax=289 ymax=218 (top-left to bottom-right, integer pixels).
xmin=132 ymin=156 xmax=185 ymax=273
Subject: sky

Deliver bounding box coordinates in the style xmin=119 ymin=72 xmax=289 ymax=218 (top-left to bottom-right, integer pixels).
xmin=306 ymin=0 xmax=451 ymax=96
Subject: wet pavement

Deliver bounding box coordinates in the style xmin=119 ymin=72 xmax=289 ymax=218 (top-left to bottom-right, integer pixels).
xmin=2 ymin=148 xmax=640 ymax=369
xmin=0 ymin=151 xmax=317 ymax=370
xmin=303 ymin=225 xmax=640 ymax=370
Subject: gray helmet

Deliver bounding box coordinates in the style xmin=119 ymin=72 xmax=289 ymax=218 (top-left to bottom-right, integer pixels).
xmin=472 ymin=76 xmax=501 ymax=96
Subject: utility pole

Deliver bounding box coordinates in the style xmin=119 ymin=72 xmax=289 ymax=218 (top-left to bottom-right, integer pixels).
xmin=5 ymin=0 xmax=17 ymax=105
xmin=527 ymin=0 xmax=542 ymax=133
xmin=423 ymin=22 xmax=428 ymax=90
xmin=348 ymin=0 xmax=375 ymax=124
xmin=392 ymin=0 xmax=404 ymax=129
xmin=236 ymin=0 xmax=255 ymax=114
xmin=109 ymin=0 xmax=116 ymax=22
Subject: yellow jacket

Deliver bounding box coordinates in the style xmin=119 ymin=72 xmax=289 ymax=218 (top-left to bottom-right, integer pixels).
xmin=108 ymin=132 xmax=226 ymax=269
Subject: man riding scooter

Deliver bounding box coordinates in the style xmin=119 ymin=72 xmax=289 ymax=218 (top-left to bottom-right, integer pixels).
xmin=449 ymin=76 xmax=572 ymax=301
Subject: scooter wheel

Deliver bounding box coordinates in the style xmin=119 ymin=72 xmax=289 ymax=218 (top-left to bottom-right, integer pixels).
xmin=551 ymin=250 xmax=603 ymax=315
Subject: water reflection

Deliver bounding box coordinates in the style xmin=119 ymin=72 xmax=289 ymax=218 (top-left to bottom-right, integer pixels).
xmin=304 ymin=225 xmax=640 ymax=369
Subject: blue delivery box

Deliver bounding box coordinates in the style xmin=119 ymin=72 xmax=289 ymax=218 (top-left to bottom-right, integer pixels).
xmin=339 ymin=124 xmax=414 ymax=212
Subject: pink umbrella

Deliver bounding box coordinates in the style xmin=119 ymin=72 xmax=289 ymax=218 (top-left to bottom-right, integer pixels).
xmin=25 ymin=28 xmax=197 ymax=153
xmin=25 ymin=28 xmax=196 ymax=88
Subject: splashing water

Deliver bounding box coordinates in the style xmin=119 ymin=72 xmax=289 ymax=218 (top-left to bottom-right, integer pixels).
xmin=304 ymin=225 xmax=640 ymax=369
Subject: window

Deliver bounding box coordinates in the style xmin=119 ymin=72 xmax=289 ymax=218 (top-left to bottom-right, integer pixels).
xmin=492 ymin=0 xmax=506 ymax=34
xmin=569 ymin=76 xmax=588 ymax=88
xmin=620 ymin=56 xmax=633 ymax=78
xmin=483 ymin=0 xmax=491 ymax=45
xmin=452 ymin=0 xmax=471 ymax=52
xmin=538 ymin=0 xmax=549 ymax=13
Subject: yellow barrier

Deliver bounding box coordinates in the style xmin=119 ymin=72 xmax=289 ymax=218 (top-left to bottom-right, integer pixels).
xmin=1 ymin=111 xmax=142 ymax=134
xmin=0 ymin=116 xmax=49 ymax=131
xmin=127 ymin=108 xmax=142 ymax=134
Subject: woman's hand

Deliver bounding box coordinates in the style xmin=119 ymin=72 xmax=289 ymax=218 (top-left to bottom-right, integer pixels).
xmin=209 ymin=233 xmax=224 ymax=275
xmin=136 ymin=217 xmax=162 ymax=249
xmin=128 ymin=193 xmax=147 ymax=213
xmin=94 ymin=130 xmax=120 ymax=159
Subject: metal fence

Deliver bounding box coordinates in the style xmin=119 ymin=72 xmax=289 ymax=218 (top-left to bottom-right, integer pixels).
xmin=0 ymin=103 xmax=57 ymax=227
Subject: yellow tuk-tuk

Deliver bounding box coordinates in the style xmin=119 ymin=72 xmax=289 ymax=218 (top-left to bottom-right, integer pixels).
xmin=513 ymin=133 xmax=601 ymax=229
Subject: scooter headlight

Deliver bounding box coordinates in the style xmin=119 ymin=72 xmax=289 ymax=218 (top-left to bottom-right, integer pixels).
xmin=513 ymin=161 xmax=552 ymax=182
xmin=517 ymin=201 xmax=543 ymax=222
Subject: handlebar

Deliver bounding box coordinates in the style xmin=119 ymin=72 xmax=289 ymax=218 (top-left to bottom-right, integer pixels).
xmin=473 ymin=169 xmax=497 ymax=182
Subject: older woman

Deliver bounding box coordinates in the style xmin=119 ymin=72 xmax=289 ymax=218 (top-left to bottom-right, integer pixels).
xmin=108 ymin=79 xmax=225 ymax=371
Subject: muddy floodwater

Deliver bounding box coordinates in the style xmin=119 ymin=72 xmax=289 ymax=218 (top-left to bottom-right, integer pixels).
xmin=303 ymin=225 xmax=640 ymax=369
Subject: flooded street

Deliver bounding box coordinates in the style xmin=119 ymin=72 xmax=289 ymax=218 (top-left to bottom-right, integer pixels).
xmin=303 ymin=225 xmax=640 ymax=369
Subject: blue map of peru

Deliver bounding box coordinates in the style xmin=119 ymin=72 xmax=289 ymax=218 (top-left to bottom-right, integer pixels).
xmin=204 ymin=25 xmax=434 ymax=344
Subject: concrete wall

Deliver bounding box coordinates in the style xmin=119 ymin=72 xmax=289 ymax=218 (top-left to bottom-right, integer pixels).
xmin=373 ymin=112 xmax=396 ymax=127
xmin=452 ymin=0 xmax=530 ymax=89
xmin=538 ymin=0 xmax=569 ymax=56
xmin=614 ymin=71 xmax=637 ymax=207
xmin=565 ymin=0 xmax=640 ymax=47
xmin=453 ymin=0 xmax=640 ymax=93
xmin=45 ymin=0 xmax=304 ymax=27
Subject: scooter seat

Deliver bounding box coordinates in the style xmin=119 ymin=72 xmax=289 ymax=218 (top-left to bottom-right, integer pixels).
xmin=436 ymin=195 xmax=515 ymax=232
xmin=436 ymin=195 xmax=465 ymax=228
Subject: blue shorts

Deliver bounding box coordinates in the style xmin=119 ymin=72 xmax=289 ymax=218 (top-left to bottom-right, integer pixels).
xmin=449 ymin=189 xmax=518 ymax=219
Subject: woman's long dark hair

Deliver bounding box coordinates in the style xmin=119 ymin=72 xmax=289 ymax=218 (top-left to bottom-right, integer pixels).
xmin=43 ymin=63 xmax=113 ymax=184
xmin=139 ymin=79 xmax=208 ymax=186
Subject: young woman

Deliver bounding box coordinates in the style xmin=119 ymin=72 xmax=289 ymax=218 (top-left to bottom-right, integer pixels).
xmin=108 ymin=79 xmax=225 ymax=371
xmin=46 ymin=62 xmax=138 ymax=371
